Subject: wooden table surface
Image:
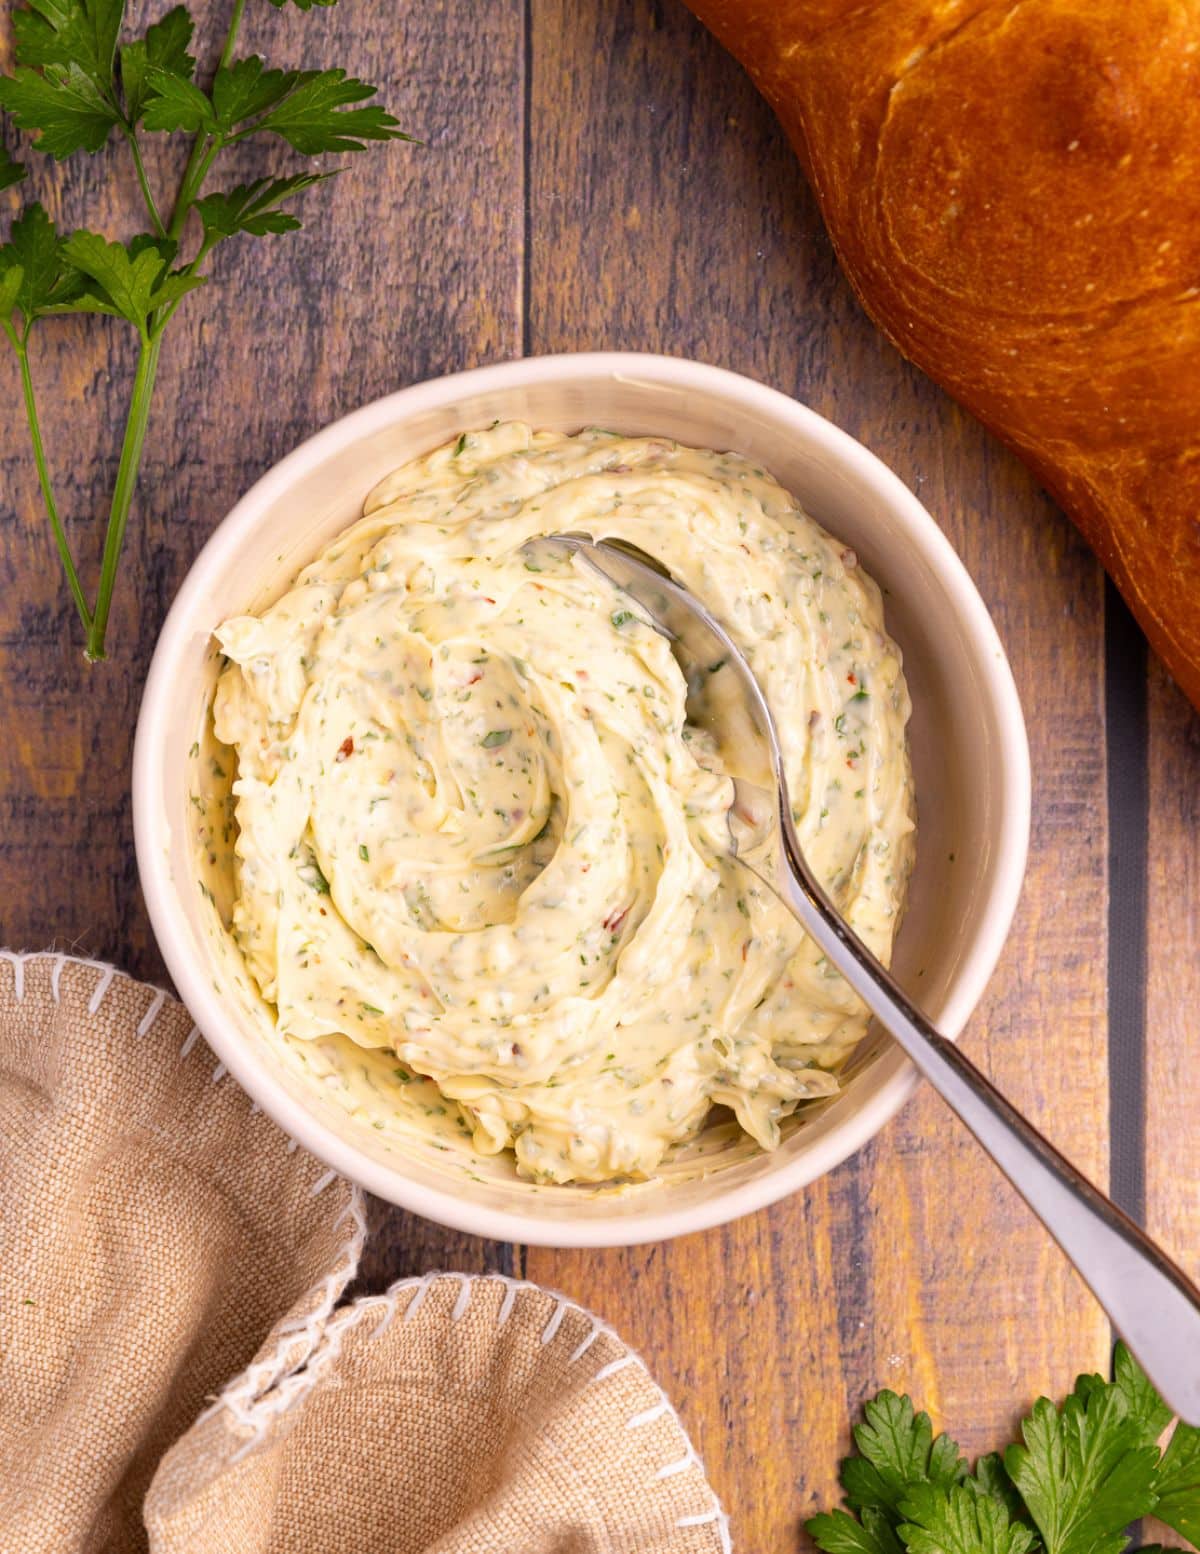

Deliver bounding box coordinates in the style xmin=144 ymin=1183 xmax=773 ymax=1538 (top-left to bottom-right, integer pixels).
xmin=3 ymin=3 xmax=1199 ymax=1549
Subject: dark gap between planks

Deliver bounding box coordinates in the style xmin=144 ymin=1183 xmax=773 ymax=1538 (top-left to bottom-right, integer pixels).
xmin=520 ymin=0 xmax=535 ymax=361
xmin=1104 ymin=581 xmax=1150 ymax=1551
xmin=1104 ymin=577 xmax=1149 ymax=1231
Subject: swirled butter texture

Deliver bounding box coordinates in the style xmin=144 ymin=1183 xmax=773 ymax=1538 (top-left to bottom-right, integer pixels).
xmin=214 ymin=423 xmax=915 ymax=1183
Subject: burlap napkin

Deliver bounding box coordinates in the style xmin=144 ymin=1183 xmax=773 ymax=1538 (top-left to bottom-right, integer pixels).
xmin=0 ymin=952 xmax=362 ymax=1553
xmin=0 ymin=953 xmax=730 ymax=1554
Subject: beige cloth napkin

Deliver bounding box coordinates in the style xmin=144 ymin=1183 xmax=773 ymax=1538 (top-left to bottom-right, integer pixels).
xmin=0 ymin=953 xmax=729 ymax=1554
xmin=0 ymin=952 xmax=361 ymax=1554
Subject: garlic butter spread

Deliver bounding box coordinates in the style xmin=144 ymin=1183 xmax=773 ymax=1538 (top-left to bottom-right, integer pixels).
xmin=213 ymin=423 xmax=915 ymax=1184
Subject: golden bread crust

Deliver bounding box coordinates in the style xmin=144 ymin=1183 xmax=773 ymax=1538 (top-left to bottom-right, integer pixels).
xmin=686 ymin=0 xmax=1200 ymax=706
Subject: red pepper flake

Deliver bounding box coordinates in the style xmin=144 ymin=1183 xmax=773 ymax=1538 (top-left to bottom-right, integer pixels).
xmin=742 ymin=939 xmax=750 ymax=961
xmin=465 ymin=670 xmax=483 ymax=685
xmin=481 ymin=596 xmax=496 ymax=604
xmin=603 ymin=907 xmax=630 ymax=936
xmin=847 ymin=672 xmax=857 ymax=686
xmin=336 ymin=736 xmax=354 ymax=761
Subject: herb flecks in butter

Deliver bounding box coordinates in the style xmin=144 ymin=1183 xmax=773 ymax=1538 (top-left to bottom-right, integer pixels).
xmin=213 ymin=423 xmax=915 ymax=1184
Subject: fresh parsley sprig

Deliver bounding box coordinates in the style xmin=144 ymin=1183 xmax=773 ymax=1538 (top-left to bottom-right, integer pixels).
xmin=0 ymin=0 xmax=412 ymax=660
xmin=808 ymin=1345 xmax=1200 ymax=1554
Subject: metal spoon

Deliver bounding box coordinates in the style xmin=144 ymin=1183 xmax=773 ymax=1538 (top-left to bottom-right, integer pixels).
xmin=548 ymin=531 xmax=1200 ymax=1422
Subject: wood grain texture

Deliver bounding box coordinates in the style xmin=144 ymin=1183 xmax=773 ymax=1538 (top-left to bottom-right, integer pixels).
xmin=0 ymin=0 xmax=524 ymax=1286
xmin=0 ymin=0 xmax=524 ymax=973
xmin=522 ymin=2 xmax=1111 ymax=1546
xmin=1140 ymin=663 xmax=1200 ymax=1551
xmin=0 ymin=1 xmax=1188 ymax=1551
xmin=1145 ymin=667 xmax=1200 ymax=1269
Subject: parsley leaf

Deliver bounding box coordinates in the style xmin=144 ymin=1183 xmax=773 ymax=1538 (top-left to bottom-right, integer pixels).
xmin=239 ymin=68 xmax=412 ymax=154
xmin=11 ymin=0 xmax=123 ymax=91
xmin=0 ymin=0 xmax=128 ymax=156
xmin=55 ymin=230 xmax=204 ymax=334
xmin=0 ymin=143 xmax=27 ymax=191
xmin=0 ymin=203 xmax=82 ymax=328
xmin=194 ymin=172 xmax=333 ymax=241
xmin=1154 ymin=1421 xmax=1200 ymax=1547
xmin=120 ymin=6 xmax=196 ymax=124
xmin=969 ymin=1454 xmax=1028 ymax=1524
xmin=808 ymin=1353 xmax=1195 ymax=1554
xmin=1003 ymin=1389 xmax=1159 ymax=1554
xmin=841 ymin=1393 xmax=967 ymax=1517
xmin=898 ymin=1484 xmax=1038 ymax=1554
xmin=140 ymin=64 xmax=216 ymax=134
xmin=809 ymin=1508 xmax=905 ymax=1554
xmin=0 ymin=264 xmax=24 ymax=329
xmin=0 ymin=62 xmax=120 ymax=156
xmin=1112 ymin=1343 xmax=1172 ymax=1447
xmin=210 ymin=56 xmax=299 ymax=131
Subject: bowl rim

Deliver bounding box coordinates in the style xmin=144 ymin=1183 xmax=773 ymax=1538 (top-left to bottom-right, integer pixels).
xmin=133 ymin=350 xmax=1031 ymax=1247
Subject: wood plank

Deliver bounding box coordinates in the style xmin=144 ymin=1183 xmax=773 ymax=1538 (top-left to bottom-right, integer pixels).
xmin=0 ymin=1 xmax=526 ymax=1282
xmin=0 ymin=4 xmax=1138 ymax=1546
xmin=523 ymin=1 xmax=1112 ymax=1545
xmin=1143 ymin=664 xmax=1200 ymax=1549
xmin=0 ymin=0 xmax=525 ymax=983
xmin=1145 ymin=664 xmax=1200 ymax=1268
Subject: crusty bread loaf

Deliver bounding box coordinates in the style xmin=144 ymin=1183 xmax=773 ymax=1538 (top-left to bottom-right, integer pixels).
xmin=685 ymin=0 xmax=1200 ymax=708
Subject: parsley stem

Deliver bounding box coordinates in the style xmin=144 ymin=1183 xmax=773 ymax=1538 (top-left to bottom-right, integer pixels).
xmin=152 ymin=235 xmax=218 ymax=337
xmin=84 ymin=333 xmax=161 ymax=661
xmin=165 ymin=0 xmax=244 ymax=242
xmin=14 ymin=334 xmax=92 ymax=635
xmin=124 ymin=130 xmax=166 ymax=239
xmin=219 ymin=0 xmax=247 ymax=72
xmin=84 ymin=0 xmax=247 ymax=659
xmin=166 ymin=136 xmax=218 ymax=242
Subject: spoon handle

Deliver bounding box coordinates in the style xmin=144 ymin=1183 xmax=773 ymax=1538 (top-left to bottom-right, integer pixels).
xmin=773 ymin=806 xmax=1200 ymax=1423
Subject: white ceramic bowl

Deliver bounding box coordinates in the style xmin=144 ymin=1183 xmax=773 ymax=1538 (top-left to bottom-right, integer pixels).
xmin=134 ymin=353 xmax=1030 ymax=1247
